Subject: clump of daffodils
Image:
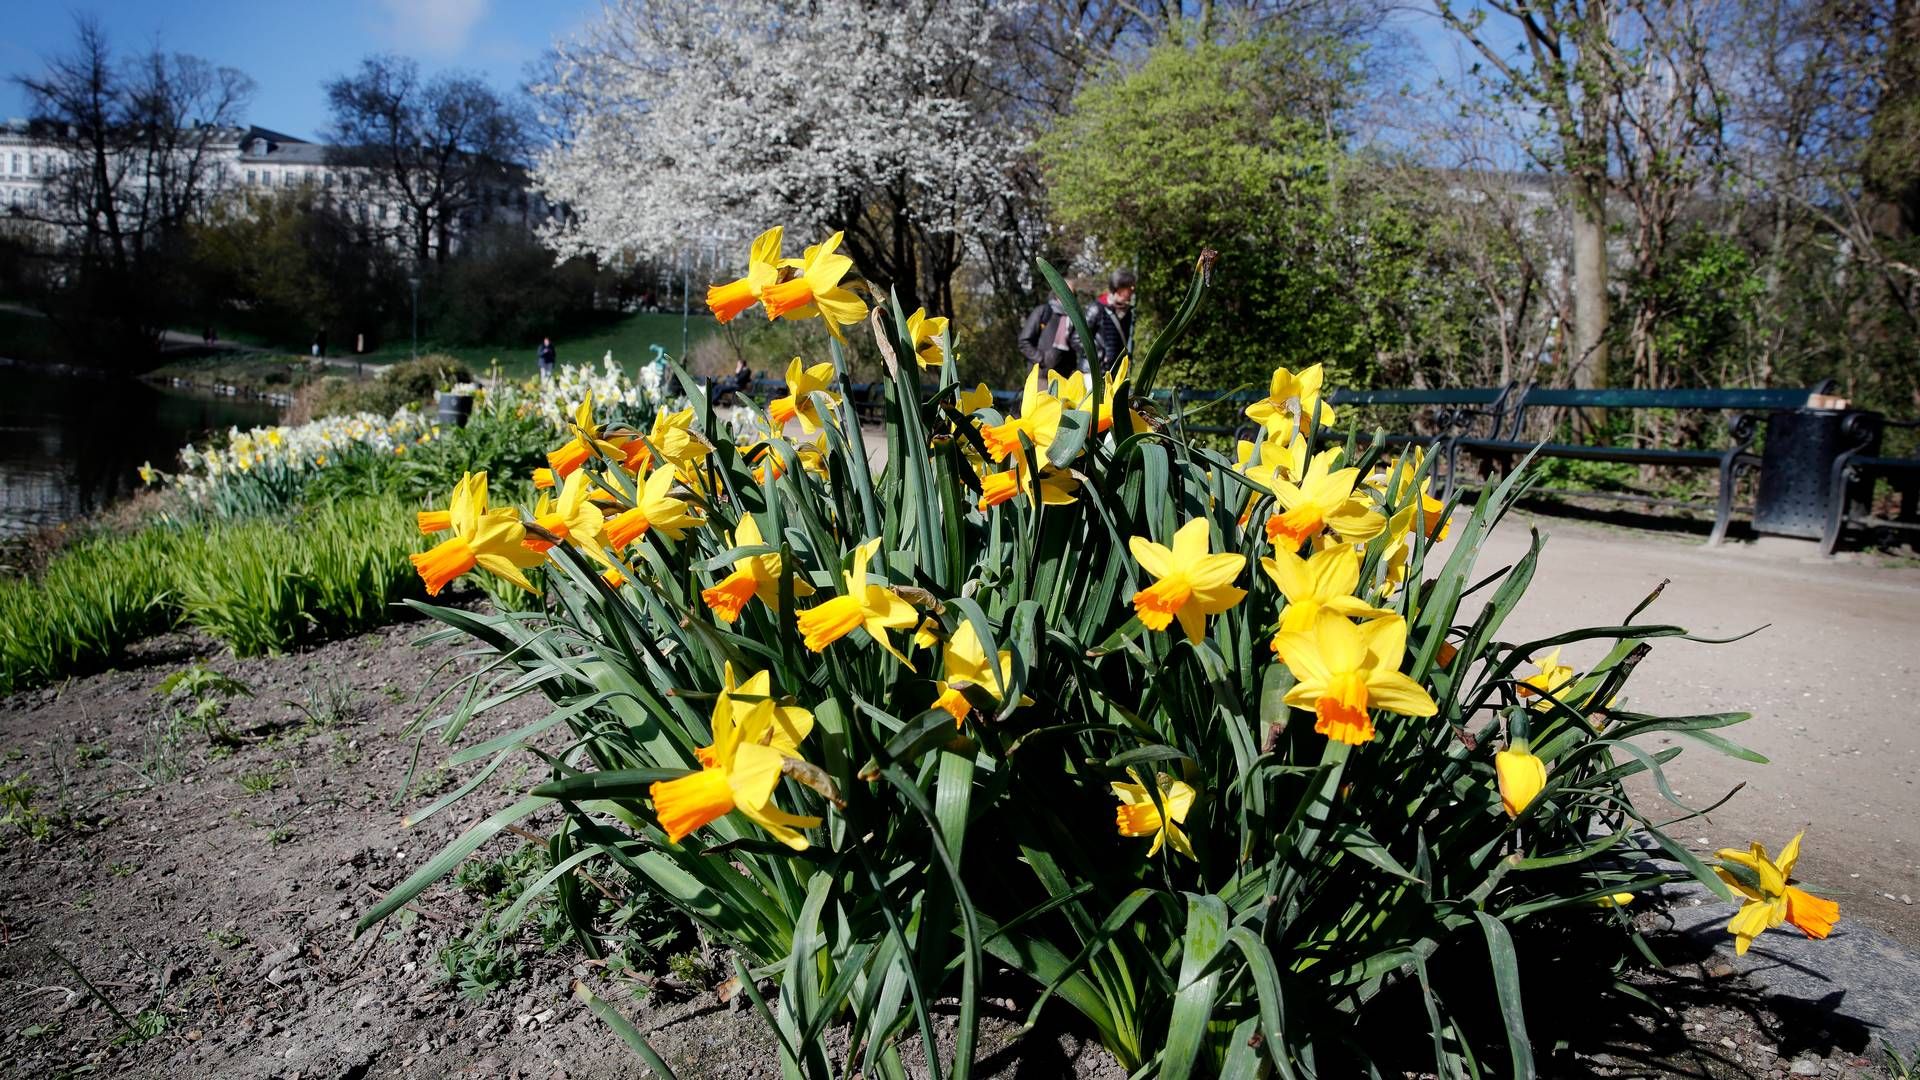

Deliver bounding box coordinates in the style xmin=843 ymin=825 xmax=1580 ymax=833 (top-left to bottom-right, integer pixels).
xmin=158 ymin=408 xmax=436 ymax=500
xmin=381 ymin=230 xmax=1819 ymax=1077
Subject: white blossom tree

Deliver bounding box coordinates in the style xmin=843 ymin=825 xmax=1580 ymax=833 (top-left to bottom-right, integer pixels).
xmin=533 ymin=0 xmax=1024 ymax=318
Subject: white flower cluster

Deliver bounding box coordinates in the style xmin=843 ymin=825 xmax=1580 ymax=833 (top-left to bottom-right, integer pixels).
xmin=487 ymin=353 xmax=674 ymax=431
xmin=160 ymin=408 xmax=438 ymax=500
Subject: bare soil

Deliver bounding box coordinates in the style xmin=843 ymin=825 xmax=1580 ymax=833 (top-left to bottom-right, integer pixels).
xmin=0 ymin=618 xmax=1905 ymax=1078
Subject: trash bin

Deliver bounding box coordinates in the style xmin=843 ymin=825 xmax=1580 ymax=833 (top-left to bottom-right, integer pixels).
xmin=436 ymin=391 xmax=474 ymax=429
xmin=1753 ymin=408 xmax=1881 ymax=539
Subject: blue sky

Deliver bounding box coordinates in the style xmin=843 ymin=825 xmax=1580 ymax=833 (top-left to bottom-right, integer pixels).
xmin=2 ymin=2 xmax=1510 ymax=154
xmin=1 ymin=0 xmax=599 ymax=141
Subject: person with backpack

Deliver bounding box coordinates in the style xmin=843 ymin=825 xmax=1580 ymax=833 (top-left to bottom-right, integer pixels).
xmin=1091 ymin=269 xmax=1135 ymax=368
xmin=1017 ymin=294 xmax=1087 ymax=378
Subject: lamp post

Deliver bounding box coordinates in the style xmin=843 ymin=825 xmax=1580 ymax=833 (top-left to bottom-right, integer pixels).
xmin=407 ymin=273 xmax=420 ymax=361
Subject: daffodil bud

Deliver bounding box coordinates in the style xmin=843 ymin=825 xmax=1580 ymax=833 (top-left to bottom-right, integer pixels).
xmin=1495 ymin=744 xmax=1547 ymax=818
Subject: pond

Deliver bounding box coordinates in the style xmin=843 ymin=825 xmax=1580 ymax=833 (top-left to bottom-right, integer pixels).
xmin=0 ymin=364 xmax=281 ymax=553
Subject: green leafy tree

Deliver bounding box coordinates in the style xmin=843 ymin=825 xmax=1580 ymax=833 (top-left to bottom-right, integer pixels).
xmin=1041 ymin=36 xmax=1480 ymax=394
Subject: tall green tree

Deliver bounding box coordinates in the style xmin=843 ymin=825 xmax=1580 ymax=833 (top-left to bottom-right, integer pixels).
xmin=1041 ymin=35 xmax=1479 ymax=392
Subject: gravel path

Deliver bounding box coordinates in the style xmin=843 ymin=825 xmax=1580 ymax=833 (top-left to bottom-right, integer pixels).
xmin=1461 ymin=514 xmax=1920 ymax=947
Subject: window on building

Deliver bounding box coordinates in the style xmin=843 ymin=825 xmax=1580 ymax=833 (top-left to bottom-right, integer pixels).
xmin=29 ymin=154 xmax=40 ymax=176
xmin=246 ymin=169 xmax=256 ymax=185
xmin=8 ymin=153 xmax=18 ymax=175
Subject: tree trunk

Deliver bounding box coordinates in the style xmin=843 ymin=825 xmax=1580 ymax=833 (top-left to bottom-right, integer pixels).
xmin=1571 ymin=174 xmax=1609 ymax=392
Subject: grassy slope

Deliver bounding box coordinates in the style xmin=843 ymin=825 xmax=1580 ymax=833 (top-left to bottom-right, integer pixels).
xmin=208 ymin=312 xmax=721 ymax=381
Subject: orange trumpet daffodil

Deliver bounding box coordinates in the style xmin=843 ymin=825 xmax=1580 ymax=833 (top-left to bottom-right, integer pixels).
xmin=604 ymin=466 xmax=704 ymax=547
xmin=977 ymin=456 xmax=1079 ymax=511
xmin=931 ymin=621 xmax=1025 ymax=725
xmin=768 ymin=357 xmax=840 ymax=435
xmin=408 ymin=472 xmax=543 ymax=596
xmin=795 ymin=538 xmax=919 ymax=667
xmin=705 ymin=226 xmax=786 ymax=322
xmin=1129 ymin=517 xmax=1247 ymax=643
xmin=980 ymin=366 xmax=1065 ymax=464
xmin=1111 ymin=770 xmax=1197 ymax=859
xmin=618 ymin=406 xmax=707 ymax=474
xmin=1271 ymin=614 xmax=1437 ymax=745
xmin=760 ymin=231 xmax=868 ymax=336
xmin=1714 ymin=833 xmax=1840 ymax=955
xmin=699 ymin=514 xmax=814 ymax=623
xmin=524 ymin=469 xmax=616 ymax=569
xmin=1266 ymin=447 xmax=1386 ymax=550
xmin=547 ymin=394 xmax=624 ymax=478
xmin=648 ymin=667 xmax=821 ymax=850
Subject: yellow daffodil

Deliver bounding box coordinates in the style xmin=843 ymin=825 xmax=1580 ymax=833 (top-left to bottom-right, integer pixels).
xmin=1267 ymin=447 xmax=1386 ymax=550
xmin=1714 ymin=833 xmax=1840 ymax=955
xmin=1596 ymin=892 xmax=1637 ymax=908
xmin=1129 ymin=517 xmax=1247 ymax=643
xmin=1495 ymin=741 xmax=1548 ymax=818
xmin=768 ymin=357 xmax=840 ymax=435
xmin=1244 ymin=363 xmax=1335 ymax=436
xmin=1518 ymin=648 xmax=1577 ymax=705
xmin=1370 ymin=448 xmax=1449 ymax=540
xmin=760 ymin=231 xmax=868 ymax=336
xmin=408 ymin=472 xmax=543 ymax=596
xmin=601 ymin=568 xmax=626 ymax=589
xmin=795 ymin=538 xmax=920 ymax=667
xmin=137 ymin=462 xmax=156 ymax=485
xmin=1111 ymin=770 xmax=1197 ymax=859
xmin=648 ymin=667 xmax=821 ymax=850
xmin=547 ymin=394 xmax=624 ymax=478
xmin=981 ymin=366 xmax=1065 ymax=463
xmin=1271 ymin=614 xmax=1436 ymax=745
xmin=1233 ymin=427 xmax=1308 ymax=524
xmin=1258 ymin=545 xmax=1394 ymax=653
xmin=706 ymin=226 xmax=786 ymax=322
xmin=416 ymin=509 xmax=452 ymax=535
xmin=699 ymin=515 xmax=814 ymax=623
xmin=532 ymin=467 xmax=556 ymax=490
xmin=907 ymin=307 xmax=949 ymax=369
xmin=747 ymin=438 xmax=830 ymax=485
xmin=604 ymin=466 xmax=704 ymax=547
xmin=956 ymin=383 xmax=996 ymax=415
xmin=618 ymin=406 xmax=707 ymax=474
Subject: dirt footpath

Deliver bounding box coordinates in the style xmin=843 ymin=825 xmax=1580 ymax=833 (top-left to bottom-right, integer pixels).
xmin=1460 ymin=515 xmax=1920 ymax=947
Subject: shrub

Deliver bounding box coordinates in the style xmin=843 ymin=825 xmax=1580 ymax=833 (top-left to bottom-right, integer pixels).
xmin=289 ymin=354 xmax=473 ymax=422
xmin=363 ymin=246 xmax=1812 ymax=1078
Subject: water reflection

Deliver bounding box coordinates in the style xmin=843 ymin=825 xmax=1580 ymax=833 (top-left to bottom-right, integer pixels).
xmin=0 ymin=365 xmax=281 ymax=543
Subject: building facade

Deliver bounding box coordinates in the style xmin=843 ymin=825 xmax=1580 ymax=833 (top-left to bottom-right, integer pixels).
xmin=0 ymin=120 xmax=551 ymax=252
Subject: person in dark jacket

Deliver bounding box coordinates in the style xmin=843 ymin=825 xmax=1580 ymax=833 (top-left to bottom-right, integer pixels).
xmin=537 ymin=338 xmax=557 ymax=379
xmin=1017 ymin=296 xmax=1087 ymax=378
xmin=1090 ymin=269 xmax=1135 ymax=368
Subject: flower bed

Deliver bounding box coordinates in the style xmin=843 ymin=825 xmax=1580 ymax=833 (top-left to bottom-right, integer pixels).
xmin=359 ymin=234 xmax=1839 ymax=1077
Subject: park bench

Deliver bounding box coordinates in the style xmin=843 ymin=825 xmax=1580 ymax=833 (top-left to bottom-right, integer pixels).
xmin=1819 ymin=411 xmax=1920 ymax=556
xmin=1445 ymin=385 xmax=1825 ymax=545
xmin=1146 ymin=384 xmax=1518 ymax=448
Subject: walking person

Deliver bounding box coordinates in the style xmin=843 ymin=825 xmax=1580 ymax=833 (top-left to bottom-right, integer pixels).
xmin=537 ymin=337 xmax=557 ymax=380
xmin=1017 ymin=293 xmax=1087 ymax=379
xmin=1091 ymin=270 xmax=1135 ymax=369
